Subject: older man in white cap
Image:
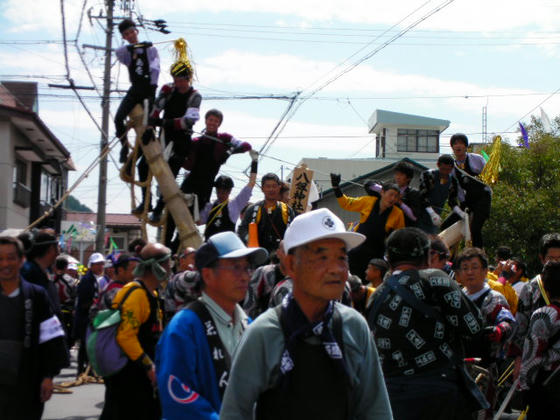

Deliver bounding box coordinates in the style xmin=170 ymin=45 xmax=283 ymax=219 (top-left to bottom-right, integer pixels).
xmin=220 ymin=208 xmax=392 ymax=420
xmin=73 ymin=252 xmax=109 ymax=376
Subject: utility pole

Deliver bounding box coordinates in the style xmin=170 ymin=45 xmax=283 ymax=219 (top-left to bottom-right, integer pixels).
xmin=95 ymin=0 xmax=114 ymax=253
xmin=482 ymin=105 xmax=488 ymax=144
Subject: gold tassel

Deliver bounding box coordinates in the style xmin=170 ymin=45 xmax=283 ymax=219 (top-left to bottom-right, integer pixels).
xmin=480 ymin=135 xmax=502 ymax=185
xmin=170 ymin=38 xmax=194 ymax=79
xmin=173 ymin=38 xmax=189 ymax=63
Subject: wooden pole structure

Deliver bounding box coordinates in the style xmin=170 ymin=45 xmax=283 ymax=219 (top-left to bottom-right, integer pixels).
xmin=129 ymin=104 xmax=202 ymax=249
xmin=94 ymin=0 xmax=114 ymax=253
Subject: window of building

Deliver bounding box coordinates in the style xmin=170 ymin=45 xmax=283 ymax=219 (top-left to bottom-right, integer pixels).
xmin=40 ymin=170 xmax=62 ymax=205
xmin=13 ymin=160 xmax=30 ymax=207
xmin=397 ymin=129 xmax=439 ymax=153
xmin=13 ymin=160 xmax=26 ymax=185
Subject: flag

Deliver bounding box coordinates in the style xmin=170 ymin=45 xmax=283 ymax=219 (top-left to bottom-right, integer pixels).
xmin=519 ymin=122 xmax=529 ymax=149
xmin=65 ymin=223 xmax=78 ymax=238
xmin=540 ymin=107 xmax=552 ymax=133
xmin=109 ymin=237 xmax=119 ymax=254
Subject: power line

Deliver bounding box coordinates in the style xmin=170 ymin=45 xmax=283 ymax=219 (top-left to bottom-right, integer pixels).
xmin=0 ymin=40 xmax=69 ymax=45
xmin=166 ymin=30 xmax=560 ymax=47
xmin=165 ymin=20 xmax=560 ymax=37
xmin=2 ymin=87 xmax=556 ymax=103
xmin=502 ymin=85 xmax=560 ymax=133
xmin=261 ymin=0 xmax=457 ymax=158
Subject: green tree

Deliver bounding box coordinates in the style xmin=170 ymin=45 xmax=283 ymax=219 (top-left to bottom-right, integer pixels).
xmin=483 ymin=117 xmax=560 ymax=275
xmin=64 ymin=195 xmax=93 ymax=213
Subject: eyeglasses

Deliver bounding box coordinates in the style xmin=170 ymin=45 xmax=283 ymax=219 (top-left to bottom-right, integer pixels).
xmin=216 ymin=264 xmax=254 ymax=276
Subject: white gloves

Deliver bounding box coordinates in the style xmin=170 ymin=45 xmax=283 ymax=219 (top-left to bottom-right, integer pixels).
xmin=426 ymin=207 xmax=442 ymax=226
xmin=249 ymin=149 xmax=259 ymax=162
xmin=453 ymin=205 xmax=467 ymax=219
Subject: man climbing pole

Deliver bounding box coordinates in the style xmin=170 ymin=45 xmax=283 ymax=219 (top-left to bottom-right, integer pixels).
xmin=114 ymin=18 xmax=160 ymax=164
xmin=135 ymin=39 xmax=201 ymax=218
xmin=150 ymin=109 xmax=254 ymax=250
xmin=150 ymin=109 xmax=253 ymax=223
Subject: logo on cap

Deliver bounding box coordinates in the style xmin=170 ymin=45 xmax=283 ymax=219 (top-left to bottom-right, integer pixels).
xmin=322 ymin=216 xmax=336 ymax=230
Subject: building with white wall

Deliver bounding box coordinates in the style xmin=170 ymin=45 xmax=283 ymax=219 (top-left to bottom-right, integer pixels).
xmin=0 ymin=82 xmax=75 ymax=232
xmin=369 ymin=109 xmax=450 ymax=160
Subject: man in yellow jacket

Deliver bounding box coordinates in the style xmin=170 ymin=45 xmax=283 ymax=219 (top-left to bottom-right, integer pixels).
xmin=103 ymin=242 xmax=170 ymax=420
xmin=331 ymin=174 xmax=405 ymax=277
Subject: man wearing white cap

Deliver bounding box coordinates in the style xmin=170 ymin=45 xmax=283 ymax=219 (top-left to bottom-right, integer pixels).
xmin=156 ymin=231 xmax=268 ymax=419
xmin=73 ymin=252 xmax=109 ymax=375
xmin=220 ymin=208 xmax=392 ymax=420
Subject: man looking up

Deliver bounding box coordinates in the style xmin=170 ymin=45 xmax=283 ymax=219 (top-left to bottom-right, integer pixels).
xmin=200 ymin=172 xmax=257 ymax=241
xmin=156 ymin=231 xmax=268 ymax=419
xmin=221 ymin=208 xmax=393 ymax=419
xmin=499 ymin=257 xmax=527 ymax=295
xmin=238 ymin=173 xmax=295 ymax=255
xmin=0 ymin=236 xmax=68 ymax=419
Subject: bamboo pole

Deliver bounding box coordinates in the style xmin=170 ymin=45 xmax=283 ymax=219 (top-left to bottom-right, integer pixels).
xmin=129 ymin=104 xmax=202 ymax=249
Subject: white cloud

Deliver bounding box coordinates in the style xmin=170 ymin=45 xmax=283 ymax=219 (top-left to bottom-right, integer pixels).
xmin=197 ymin=49 xmax=547 ymax=118
xmin=5 ymin=0 xmax=560 ymax=34
xmin=3 ymin=0 xmax=84 ymax=34
xmin=140 ymin=0 xmax=560 ymax=32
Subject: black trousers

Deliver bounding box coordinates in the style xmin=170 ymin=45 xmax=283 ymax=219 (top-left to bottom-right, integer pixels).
xmin=440 ymin=194 xmax=491 ymax=248
xmin=77 ymin=334 xmax=88 ymax=376
xmin=114 ymin=84 xmax=155 ymax=141
xmin=0 ymin=386 xmax=43 ymax=420
xmin=523 ymin=371 xmax=560 ymax=420
xmin=386 ymin=369 xmax=472 ymax=420
xmin=101 ymin=361 xmax=160 ymax=420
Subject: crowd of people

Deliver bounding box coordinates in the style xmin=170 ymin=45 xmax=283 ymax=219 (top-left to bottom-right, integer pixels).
xmin=2 ymin=205 xmax=559 ymax=419
xmin=3 ymin=18 xmax=559 ymax=420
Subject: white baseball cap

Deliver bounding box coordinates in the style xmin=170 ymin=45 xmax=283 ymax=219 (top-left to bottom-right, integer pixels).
xmin=88 ymin=252 xmax=105 ymax=267
xmin=283 ymin=208 xmax=365 ymax=254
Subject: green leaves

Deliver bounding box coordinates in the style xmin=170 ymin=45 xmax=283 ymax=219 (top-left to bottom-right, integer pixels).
xmin=483 ymin=123 xmax=560 ymax=274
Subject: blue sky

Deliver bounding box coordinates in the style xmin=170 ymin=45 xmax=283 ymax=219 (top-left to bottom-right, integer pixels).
xmin=1 ymin=0 xmax=560 ymax=220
